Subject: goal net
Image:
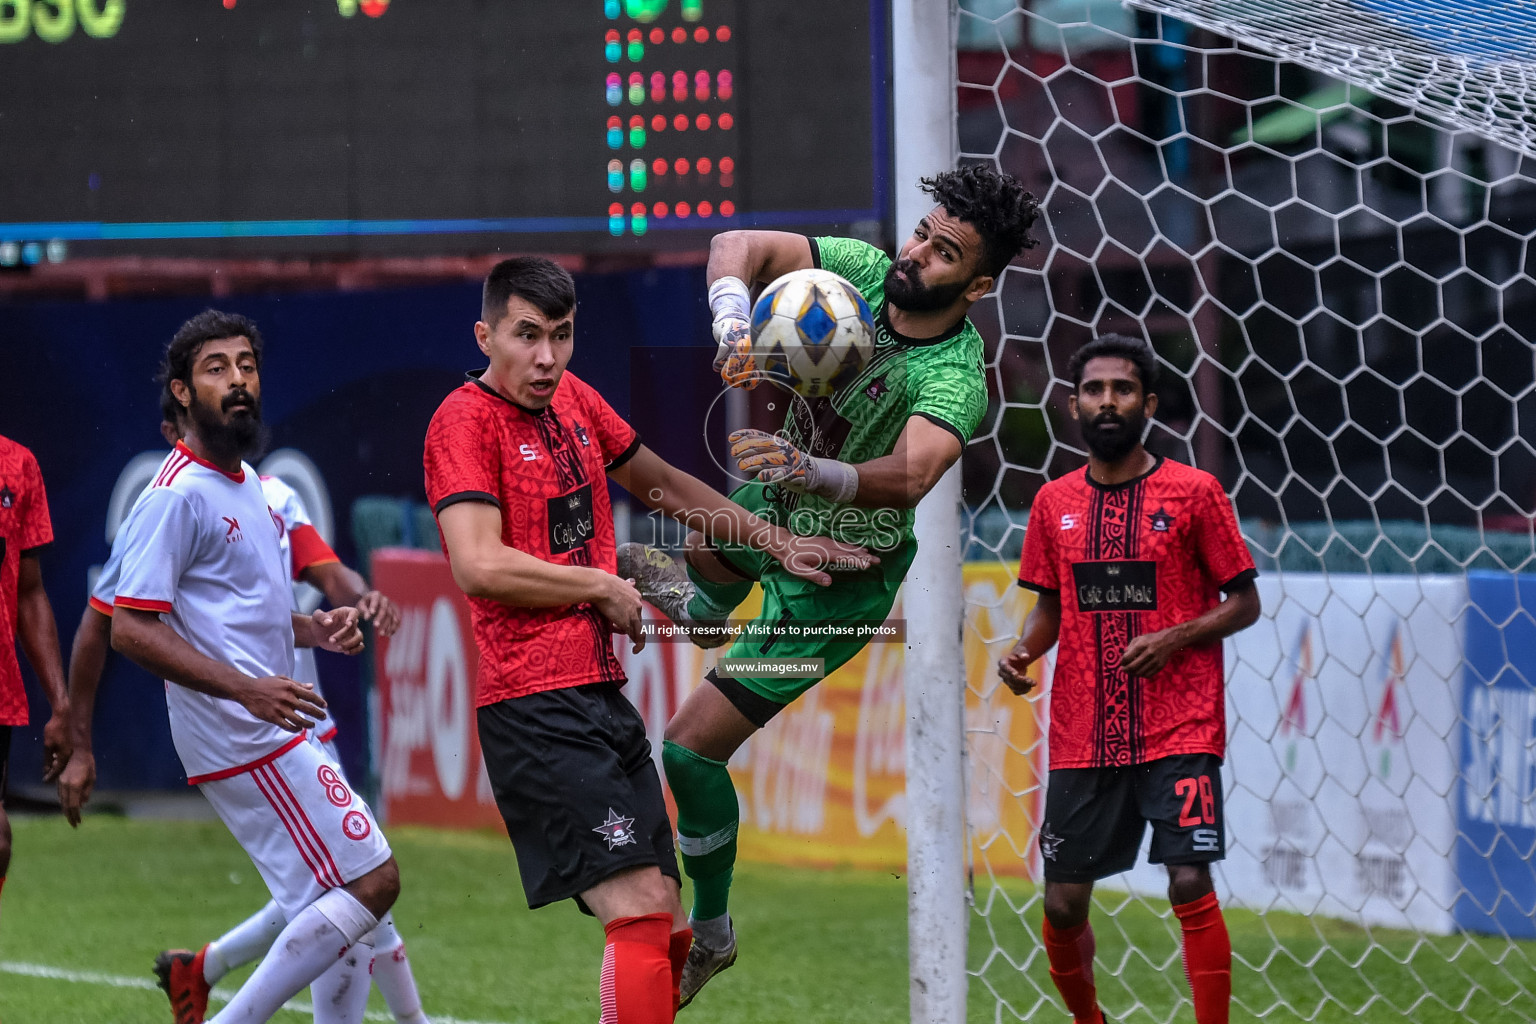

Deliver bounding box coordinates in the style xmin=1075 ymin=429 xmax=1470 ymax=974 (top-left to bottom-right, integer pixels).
xmin=954 ymin=1 xmax=1536 ymax=1021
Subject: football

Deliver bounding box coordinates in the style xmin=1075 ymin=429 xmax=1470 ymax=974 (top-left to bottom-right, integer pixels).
xmin=749 ymin=268 xmax=876 ymax=398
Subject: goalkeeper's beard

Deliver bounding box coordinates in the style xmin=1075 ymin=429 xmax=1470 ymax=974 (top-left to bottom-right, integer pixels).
xmin=1081 ymin=410 xmax=1146 ymax=464
xmin=884 ymin=259 xmax=970 ymax=313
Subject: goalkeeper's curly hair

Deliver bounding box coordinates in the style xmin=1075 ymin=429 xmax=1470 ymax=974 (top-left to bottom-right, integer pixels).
xmin=919 ymin=164 xmax=1041 ymax=279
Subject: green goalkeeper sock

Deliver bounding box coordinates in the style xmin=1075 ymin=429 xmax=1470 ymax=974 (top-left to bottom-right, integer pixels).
xmin=686 ymin=563 xmax=750 ymax=623
xmin=662 ymin=739 xmax=738 ymax=921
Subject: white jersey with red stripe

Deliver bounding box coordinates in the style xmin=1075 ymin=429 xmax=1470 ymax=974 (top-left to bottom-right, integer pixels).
xmin=95 ymin=468 xmax=345 ymax=746
xmin=113 ymin=441 xmax=300 ymax=782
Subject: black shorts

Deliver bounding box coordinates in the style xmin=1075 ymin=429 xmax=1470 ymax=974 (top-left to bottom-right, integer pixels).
xmin=1040 ymin=753 xmax=1225 ymax=884
xmin=0 ymin=725 xmax=9 ymax=798
xmin=478 ymin=681 xmax=679 ymax=912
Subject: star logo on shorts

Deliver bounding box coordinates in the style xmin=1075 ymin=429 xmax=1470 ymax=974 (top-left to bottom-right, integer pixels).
xmin=593 ymin=808 xmax=638 ymax=850
xmin=1039 ymin=824 xmax=1064 ymax=861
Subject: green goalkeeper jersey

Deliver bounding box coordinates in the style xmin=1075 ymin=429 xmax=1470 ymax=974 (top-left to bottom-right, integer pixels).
xmin=730 ymin=235 xmax=988 ymax=557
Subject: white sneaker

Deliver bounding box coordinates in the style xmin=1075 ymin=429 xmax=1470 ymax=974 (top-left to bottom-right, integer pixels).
xmin=616 ymin=543 xmax=731 ymax=649
xmin=678 ymin=928 xmax=738 ymax=1009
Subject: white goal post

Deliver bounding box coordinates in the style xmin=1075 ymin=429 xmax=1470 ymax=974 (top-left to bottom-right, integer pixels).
xmin=896 ymin=2 xmax=970 ymax=1023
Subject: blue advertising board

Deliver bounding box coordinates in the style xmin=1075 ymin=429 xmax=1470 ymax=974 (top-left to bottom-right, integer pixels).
xmin=1456 ymin=571 xmax=1536 ymax=937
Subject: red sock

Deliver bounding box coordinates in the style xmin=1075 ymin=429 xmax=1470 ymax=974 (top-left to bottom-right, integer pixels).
xmin=667 ymin=928 xmax=692 ymax=1012
xmin=601 ymin=913 xmax=674 ymax=1024
xmin=1174 ymin=892 xmax=1231 ymax=1024
xmin=1042 ymin=919 xmax=1102 ymax=1024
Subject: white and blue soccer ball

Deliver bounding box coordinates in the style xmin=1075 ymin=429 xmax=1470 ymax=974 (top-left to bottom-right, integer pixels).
xmin=749 ymin=268 xmax=876 ymax=398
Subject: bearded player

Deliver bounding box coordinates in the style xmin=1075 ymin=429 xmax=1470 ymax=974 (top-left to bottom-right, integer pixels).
xmin=111 ymin=310 xmax=397 ymax=1024
xmin=61 ymin=394 xmax=428 ymax=1024
xmin=999 ymin=334 xmax=1261 ymax=1024
xmin=617 ymin=164 xmax=1042 ymax=1005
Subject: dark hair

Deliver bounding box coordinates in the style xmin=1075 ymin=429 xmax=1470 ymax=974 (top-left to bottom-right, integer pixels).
xmin=482 ymin=256 xmax=577 ymax=326
xmin=1068 ymin=333 xmax=1159 ymax=393
xmin=918 ymin=164 xmax=1041 ymax=279
xmin=159 ymin=387 xmax=182 ymax=428
xmin=157 ymin=309 xmax=264 ymax=398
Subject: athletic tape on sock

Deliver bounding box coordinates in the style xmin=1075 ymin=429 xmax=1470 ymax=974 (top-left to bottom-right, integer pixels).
xmin=676 ymin=824 xmax=737 ymax=857
xmin=685 ymin=562 xmax=750 ymax=620
xmin=309 ymin=888 xmax=378 ymax=946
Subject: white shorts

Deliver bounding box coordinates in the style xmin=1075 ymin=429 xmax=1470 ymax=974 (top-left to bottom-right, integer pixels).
xmin=200 ymin=737 xmax=392 ymax=918
xmin=312 ymin=731 xmax=342 ymax=771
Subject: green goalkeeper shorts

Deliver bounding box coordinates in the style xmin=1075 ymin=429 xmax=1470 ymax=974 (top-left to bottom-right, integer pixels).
xmin=708 ymin=536 xmax=915 ymax=708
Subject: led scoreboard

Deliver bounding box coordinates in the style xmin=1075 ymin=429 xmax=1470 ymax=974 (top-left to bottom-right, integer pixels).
xmin=0 ymin=1 xmax=885 ymax=254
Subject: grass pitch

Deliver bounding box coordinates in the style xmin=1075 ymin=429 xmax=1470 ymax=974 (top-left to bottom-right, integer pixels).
xmin=2 ymin=814 xmax=1532 ymax=1023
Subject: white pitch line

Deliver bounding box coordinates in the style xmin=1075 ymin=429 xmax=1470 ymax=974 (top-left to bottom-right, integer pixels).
xmin=0 ymin=960 xmax=520 ymax=1024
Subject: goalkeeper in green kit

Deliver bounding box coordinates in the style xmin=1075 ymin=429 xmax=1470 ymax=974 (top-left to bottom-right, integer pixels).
xmin=617 ymin=165 xmax=1041 ymax=1007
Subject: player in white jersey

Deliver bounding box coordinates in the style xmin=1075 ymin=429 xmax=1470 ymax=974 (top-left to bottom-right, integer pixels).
xmin=109 ymin=310 xmax=400 ymax=1024
xmin=261 ymin=472 xmax=403 ymax=753
xmin=59 ymin=396 xmax=429 ymax=1024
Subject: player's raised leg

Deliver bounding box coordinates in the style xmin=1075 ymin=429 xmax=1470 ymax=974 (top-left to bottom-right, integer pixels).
xmin=615 ymin=541 xmax=741 ymax=648
xmin=661 ymin=681 xmax=759 ymax=1005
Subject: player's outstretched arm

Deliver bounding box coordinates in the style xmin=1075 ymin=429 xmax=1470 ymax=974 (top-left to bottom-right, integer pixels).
xmin=111 ymin=607 xmax=327 ymax=732
xmin=302 ymin=561 xmax=402 ymax=637
xmin=707 ymin=230 xmax=813 ymax=287
xmin=1119 ymin=578 xmax=1261 ymax=678
xmin=998 ymin=590 xmax=1061 ymax=697
xmin=609 ymin=444 xmax=876 ymax=587
xmin=844 ymin=416 xmax=963 ymax=510
xmin=59 ymin=605 xmax=111 ymax=826
xmin=732 ymin=416 xmax=961 ymax=512
xmin=17 ymin=553 xmax=71 ymax=782
xmin=707 ymin=231 xmax=815 ymax=386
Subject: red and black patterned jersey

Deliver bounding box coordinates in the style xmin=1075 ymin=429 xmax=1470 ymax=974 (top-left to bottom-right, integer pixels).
xmin=1018 ymin=457 xmax=1256 ymax=769
xmin=0 ymin=434 xmax=53 ymax=726
xmin=424 ymin=370 xmax=641 ymax=706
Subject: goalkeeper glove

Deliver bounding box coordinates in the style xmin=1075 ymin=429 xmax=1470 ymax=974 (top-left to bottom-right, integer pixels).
xmin=729 ymin=428 xmax=860 ymax=504
xmin=709 ymin=276 xmax=760 ymax=390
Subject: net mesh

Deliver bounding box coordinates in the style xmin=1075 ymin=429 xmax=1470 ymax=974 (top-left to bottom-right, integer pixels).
xmin=954 ymin=1 xmax=1536 ymax=1021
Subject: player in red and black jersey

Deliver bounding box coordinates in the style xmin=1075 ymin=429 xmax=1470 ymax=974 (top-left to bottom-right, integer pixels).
xmin=0 ymin=432 xmax=71 ymax=920
xmin=424 ymin=257 xmax=869 ymax=1024
xmin=998 ymin=335 xmax=1261 ymax=1024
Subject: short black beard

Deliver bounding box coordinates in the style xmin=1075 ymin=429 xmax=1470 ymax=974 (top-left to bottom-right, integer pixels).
xmin=883 ymin=259 xmax=971 ymax=313
xmin=1081 ymin=411 xmax=1146 ymax=464
xmin=187 ymin=389 xmax=266 ymax=466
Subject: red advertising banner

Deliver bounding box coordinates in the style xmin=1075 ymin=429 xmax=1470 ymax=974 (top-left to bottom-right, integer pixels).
xmin=371 ymin=549 xmax=1045 ymax=878
xmin=372 ymin=549 xmax=503 ymax=831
